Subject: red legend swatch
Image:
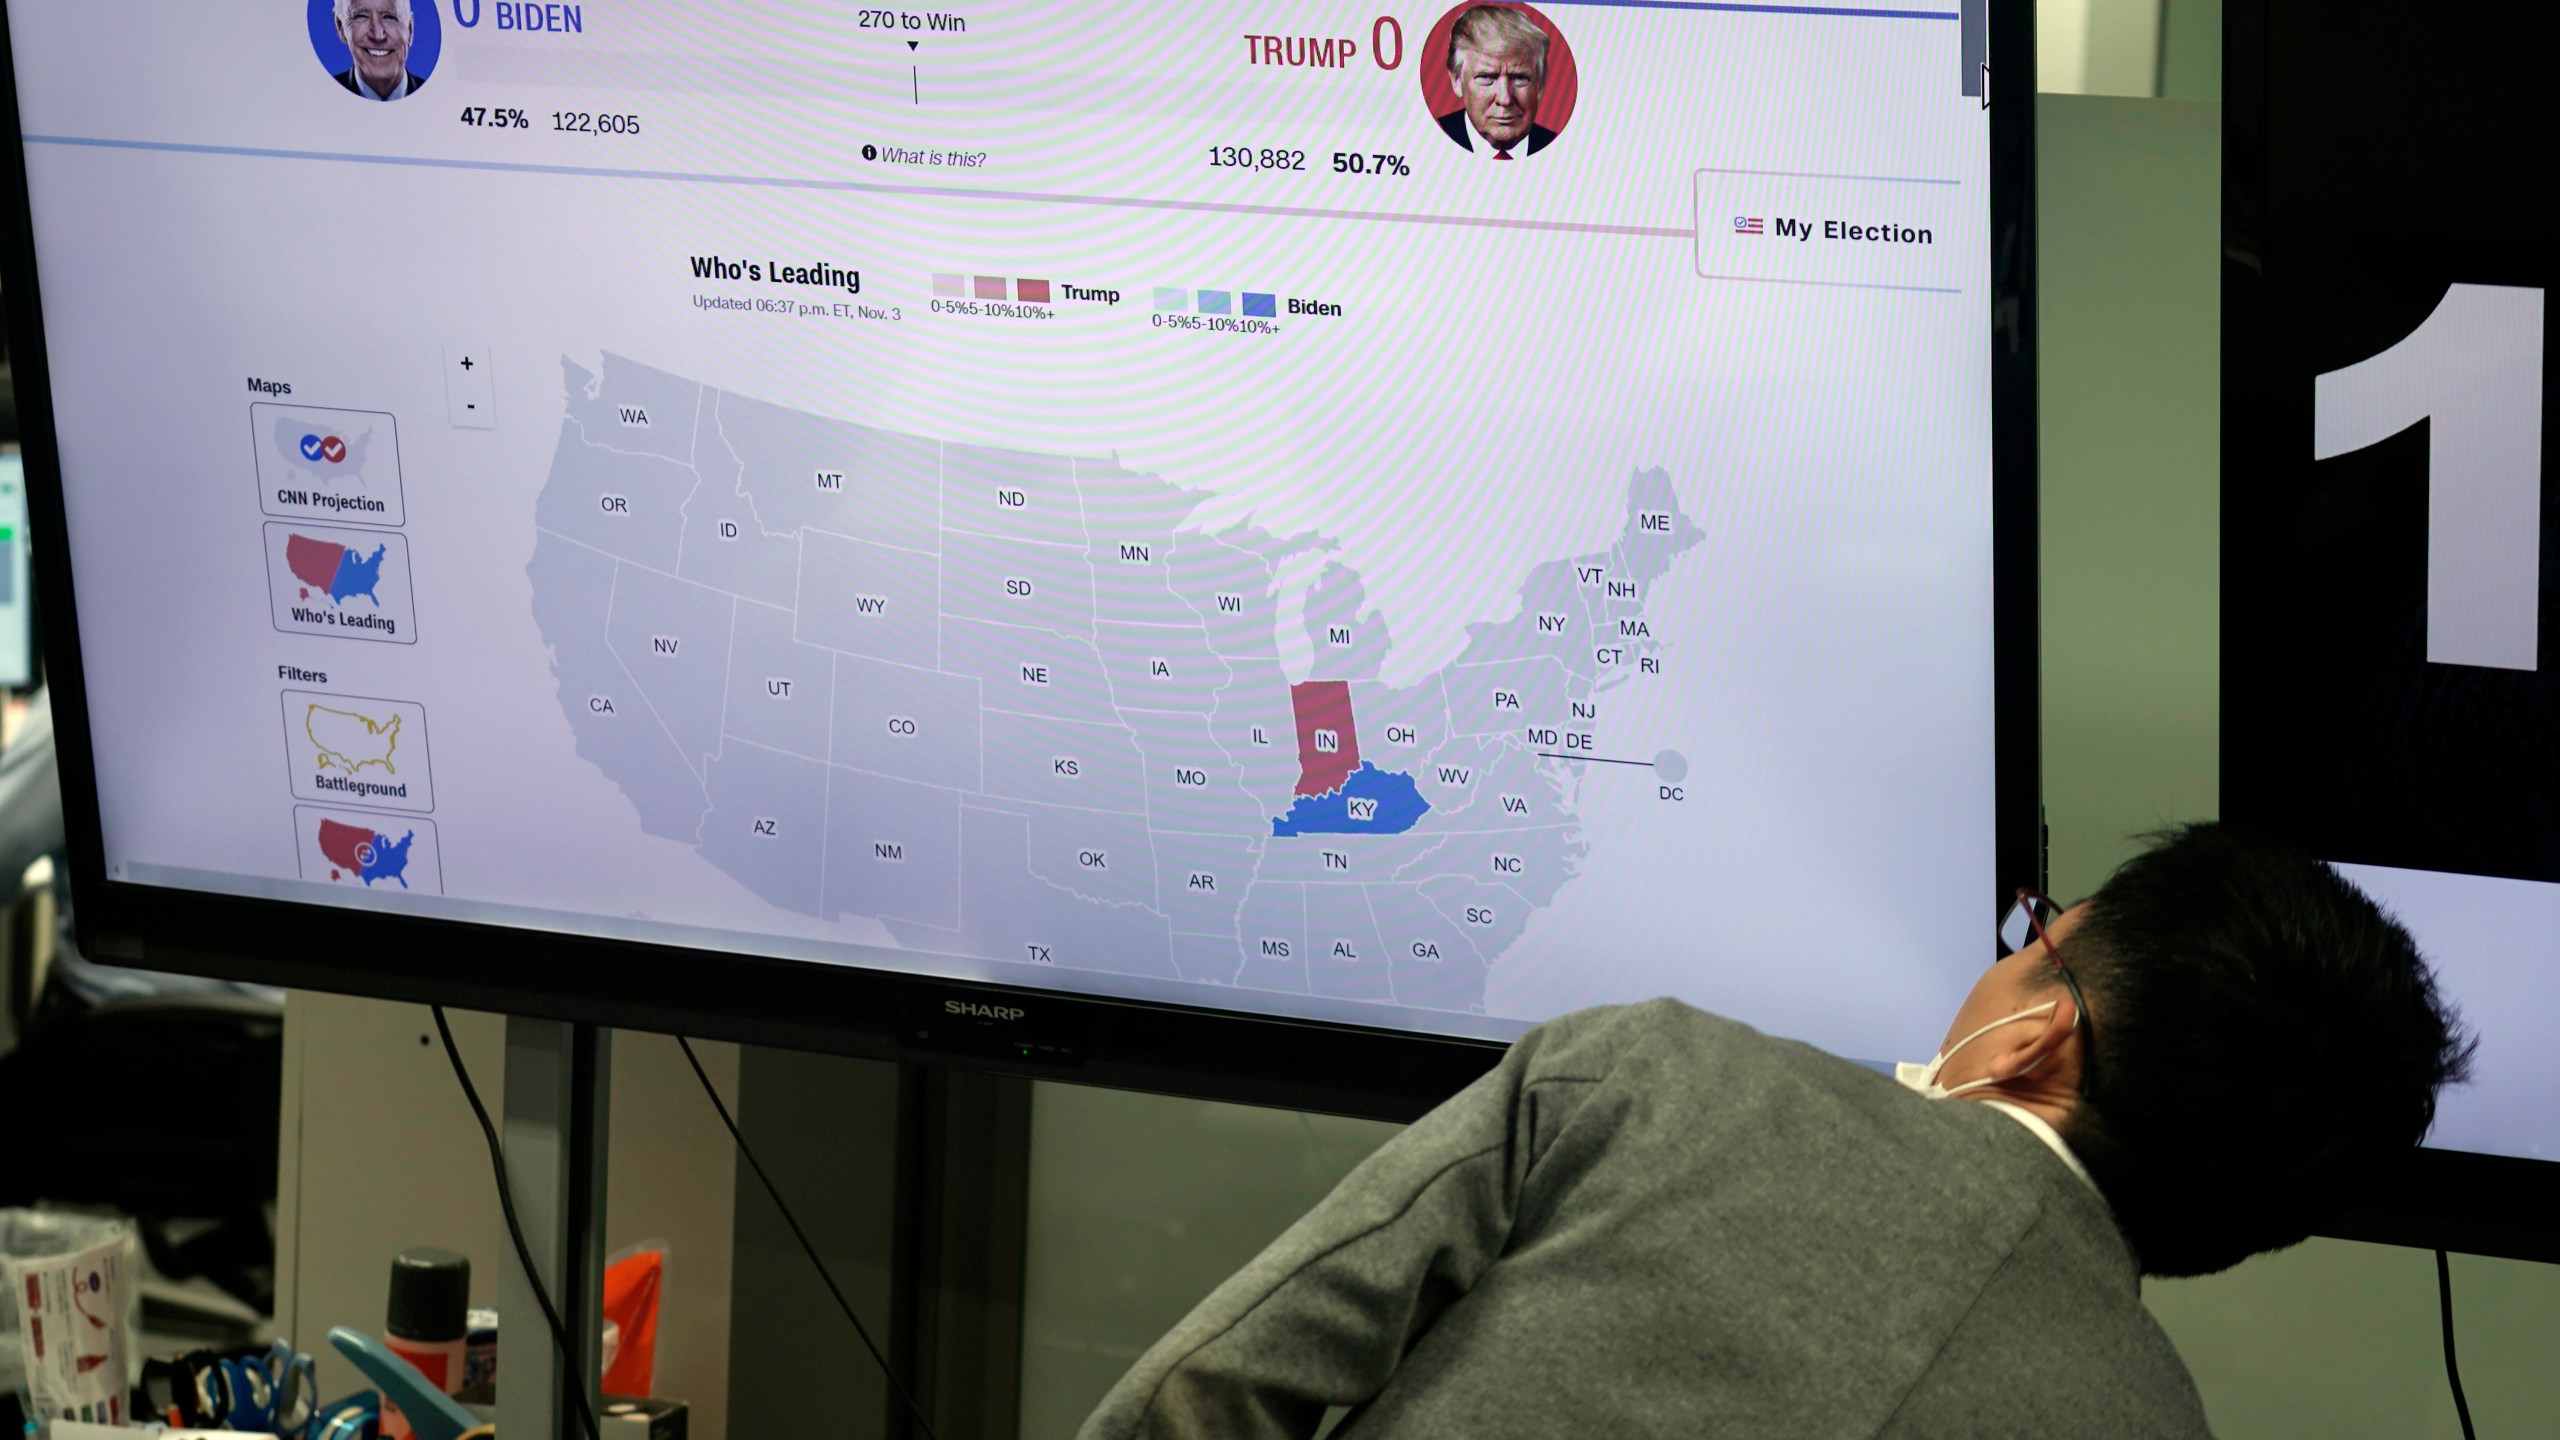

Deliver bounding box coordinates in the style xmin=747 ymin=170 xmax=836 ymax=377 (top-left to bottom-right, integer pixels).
xmin=1017 ymin=279 xmax=1052 ymax=303
xmin=973 ymin=275 xmax=1006 ymax=300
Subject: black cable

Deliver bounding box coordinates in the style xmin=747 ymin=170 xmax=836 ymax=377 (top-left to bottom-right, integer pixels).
xmin=432 ymin=1006 xmax=604 ymax=1440
xmin=675 ymin=1034 xmax=943 ymax=1440
xmin=2436 ymin=1248 xmax=2477 ymax=1440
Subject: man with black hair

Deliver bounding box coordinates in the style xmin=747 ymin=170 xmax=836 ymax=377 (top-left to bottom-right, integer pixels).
xmin=2009 ymin=824 xmax=2472 ymax=1276
xmin=1077 ymin=823 xmax=2470 ymax=1438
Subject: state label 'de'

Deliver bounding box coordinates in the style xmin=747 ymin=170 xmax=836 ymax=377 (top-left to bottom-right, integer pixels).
xmin=252 ymin=402 xmax=407 ymax=526
xmin=262 ymin=522 xmax=419 ymax=643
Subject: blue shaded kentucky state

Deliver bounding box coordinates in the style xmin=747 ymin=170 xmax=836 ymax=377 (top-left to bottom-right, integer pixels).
xmin=1270 ymin=761 xmax=1431 ymax=837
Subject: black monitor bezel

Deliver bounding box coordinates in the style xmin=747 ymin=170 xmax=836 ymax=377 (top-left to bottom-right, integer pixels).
xmin=2220 ymin=0 xmax=2560 ymax=1263
xmin=0 ymin=0 xmax=2043 ymax=1126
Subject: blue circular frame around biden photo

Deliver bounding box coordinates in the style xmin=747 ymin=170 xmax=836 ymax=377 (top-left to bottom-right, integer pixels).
xmin=308 ymin=0 xmax=444 ymax=98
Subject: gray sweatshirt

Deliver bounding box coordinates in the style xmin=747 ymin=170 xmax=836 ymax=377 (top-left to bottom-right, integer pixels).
xmin=1078 ymin=999 xmax=2213 ymax=1438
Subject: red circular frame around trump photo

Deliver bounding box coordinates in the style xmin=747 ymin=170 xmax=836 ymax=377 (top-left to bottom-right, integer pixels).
xmin=1420 ymin=2 xmax=1580 ymax=159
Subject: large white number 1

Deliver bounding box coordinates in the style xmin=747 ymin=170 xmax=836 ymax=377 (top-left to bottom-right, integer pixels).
xmin=2313 ymin=284 xmax=2546 ymax=670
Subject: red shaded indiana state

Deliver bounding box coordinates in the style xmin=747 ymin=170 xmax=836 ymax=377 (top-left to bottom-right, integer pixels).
xmin=1290 ymin=680 xmax=1361 ymax=796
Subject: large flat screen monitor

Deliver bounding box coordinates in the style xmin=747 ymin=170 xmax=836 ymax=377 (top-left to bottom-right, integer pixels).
xmin=1 ymin=0 xmax=2037 ymax=1111
xmin=2225 ymin=0 xmax=2558 ymax=1256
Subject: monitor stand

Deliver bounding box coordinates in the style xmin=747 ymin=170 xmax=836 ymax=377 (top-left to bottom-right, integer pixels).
xmin=497 ymin=1017 xmax=611 ymax=1440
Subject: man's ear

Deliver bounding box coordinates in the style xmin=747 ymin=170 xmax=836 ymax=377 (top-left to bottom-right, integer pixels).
xmin=1986 ymin=989 xmax=2079 ymax=1080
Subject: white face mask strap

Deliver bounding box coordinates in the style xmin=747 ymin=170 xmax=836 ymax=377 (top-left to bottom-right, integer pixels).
xmin=1942 ymin=1001 xmax=2056 ymax=1065
xmin=1898 ymin=1001 xmax=2060 ymax=1099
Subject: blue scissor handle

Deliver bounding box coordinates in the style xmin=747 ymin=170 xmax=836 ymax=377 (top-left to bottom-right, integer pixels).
xmin=267 ymin=1340 xmax=321 ymax=1439
xmin=326 ymin=1327 xmax=478 ymax=1440
xmin=211 ymin=1355 xmax=276 ymax=1430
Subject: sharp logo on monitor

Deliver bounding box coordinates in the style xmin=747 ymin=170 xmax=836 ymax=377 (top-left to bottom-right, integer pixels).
xmin=945 ymin=999 xmax=1028 ymax=1022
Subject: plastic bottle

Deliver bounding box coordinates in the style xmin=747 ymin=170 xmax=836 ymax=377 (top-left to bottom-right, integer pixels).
xmin=381 ymin=1247 xmax=470 ymax=1440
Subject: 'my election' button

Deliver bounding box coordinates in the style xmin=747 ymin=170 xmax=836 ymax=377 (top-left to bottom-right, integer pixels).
xmin=1694 ymin=169 xmax=1964 ymax=294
